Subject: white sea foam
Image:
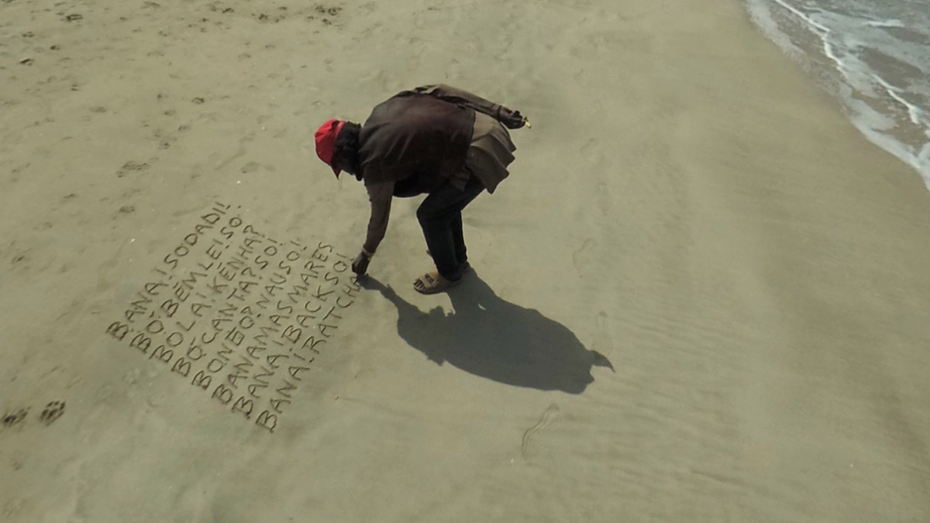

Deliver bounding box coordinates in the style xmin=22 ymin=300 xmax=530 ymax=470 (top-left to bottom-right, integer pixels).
xmin=744 ymin=0 xmax=930 ymax=191
xmin=863 ymin=19 xmax=905 ymax=29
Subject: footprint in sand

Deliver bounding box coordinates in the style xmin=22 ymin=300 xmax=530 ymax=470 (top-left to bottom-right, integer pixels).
xmin=592 ymin=311 xmax=613 ymax=354
xmin=572 ymin=238 xmax=596 ymax=274
xmin=153 ymin=127 xmax=176 ymax=150
xmin=522 ymin=404 xmax=560 ymax=462
xmin=1 ymin=408 xmax=29 ymax=429
xmin=116 ymin=160 xmax=150 ymax=177
xmin=39 ymin=400 xmax=65 ymax=425
xmin=307 ymin=4 xmax=343 ymax=25
xmin=240 ymin=162 xmax=259 ymax=174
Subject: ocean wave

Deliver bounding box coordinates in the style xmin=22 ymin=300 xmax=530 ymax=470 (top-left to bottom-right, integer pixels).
xmin=745 ymin=0 xmax=930 ymax=190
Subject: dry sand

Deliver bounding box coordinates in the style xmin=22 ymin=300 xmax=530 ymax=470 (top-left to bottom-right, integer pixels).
xmin=2 ymin=0 xmax=930 ymax=521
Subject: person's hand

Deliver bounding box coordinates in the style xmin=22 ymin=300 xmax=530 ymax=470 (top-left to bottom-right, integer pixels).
xmin=499 ymin=107 xmax=529 ymax=129
xmin=351 ymin=251 xmax=371 ymax=276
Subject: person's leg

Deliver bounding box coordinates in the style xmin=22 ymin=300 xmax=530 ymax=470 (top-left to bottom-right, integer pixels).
xmin=450 ymin=211 xmax=467 ymax=267
xmin=416 ymin=175 xmax=484 ymax=281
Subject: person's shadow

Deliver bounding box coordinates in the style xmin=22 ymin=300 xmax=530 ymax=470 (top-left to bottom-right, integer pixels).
xmin=360 ymin=273 xmax=614 ymax=393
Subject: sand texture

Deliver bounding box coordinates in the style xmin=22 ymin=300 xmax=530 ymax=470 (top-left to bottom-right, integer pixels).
xmin=2 ymin=0 xmax=930 ymax=521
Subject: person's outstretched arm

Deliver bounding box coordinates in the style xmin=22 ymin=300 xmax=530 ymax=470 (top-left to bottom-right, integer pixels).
xmin=352 ymin=181 xmax=394 ymax=275
xmin=364 ymin=181 xmax=393 ymax=254
xmin=413 ymin=84 xmax=528 ymax=129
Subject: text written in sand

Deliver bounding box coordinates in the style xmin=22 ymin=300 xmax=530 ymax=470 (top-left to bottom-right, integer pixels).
xmin=106 ymin=202 xmax=358 ymax=433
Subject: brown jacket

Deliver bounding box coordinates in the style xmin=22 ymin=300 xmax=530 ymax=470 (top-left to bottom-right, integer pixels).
xmin=360 ymin=84 xmax=522 ymax=254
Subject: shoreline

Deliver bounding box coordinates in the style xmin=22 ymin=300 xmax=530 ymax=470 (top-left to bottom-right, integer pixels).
xmin=745 ymin=0 xmax=930 ymax=191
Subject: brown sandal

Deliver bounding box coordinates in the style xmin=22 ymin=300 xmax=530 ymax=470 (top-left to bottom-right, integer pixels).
xmin=413 ymin=271 xmax=463 ymax=295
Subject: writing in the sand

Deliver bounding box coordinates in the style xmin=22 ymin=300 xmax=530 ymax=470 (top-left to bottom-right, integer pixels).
xmin=106 ymin=202 xmax=359 ymax=433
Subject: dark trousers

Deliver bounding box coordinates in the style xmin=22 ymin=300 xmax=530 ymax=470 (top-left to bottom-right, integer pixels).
xmin=413 ymin=175 xmax=485 ymax=280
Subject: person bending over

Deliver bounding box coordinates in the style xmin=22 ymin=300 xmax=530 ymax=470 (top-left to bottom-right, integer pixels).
xmin=314 ymin=84 xmax=528 ymax=294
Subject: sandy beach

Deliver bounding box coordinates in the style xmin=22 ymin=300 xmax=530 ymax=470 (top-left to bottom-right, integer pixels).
xmin=2 ymin=0 xmax=930 ymax=521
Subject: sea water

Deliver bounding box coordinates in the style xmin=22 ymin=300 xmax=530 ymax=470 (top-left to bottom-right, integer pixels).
xmin=745 ymin=0 xmax=930 ymax=190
